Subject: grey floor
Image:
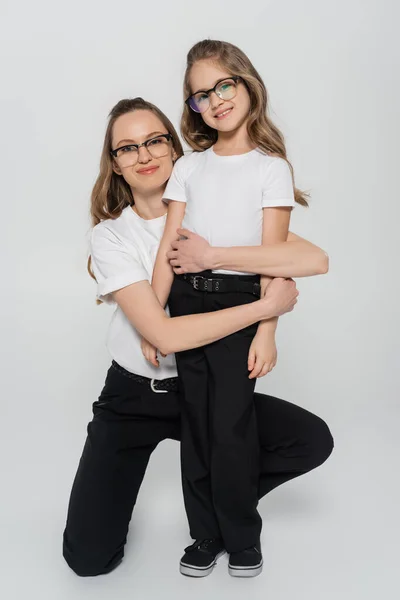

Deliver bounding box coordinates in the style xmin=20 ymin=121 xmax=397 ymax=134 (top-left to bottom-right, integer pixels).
xmin=2 ymin=402 xmax=398 ymax=600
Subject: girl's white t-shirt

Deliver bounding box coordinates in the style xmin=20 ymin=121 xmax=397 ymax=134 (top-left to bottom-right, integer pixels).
xmin=90 ymin=206 xmax=178 ymax=379
xmin=163 ymin=147 xmax=295 ymax=274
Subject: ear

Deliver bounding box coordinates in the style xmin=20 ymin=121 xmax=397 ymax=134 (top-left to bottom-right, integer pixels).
xmin=112 ymin=160 xmax=122 ymax=175
xmin=172 ymin=150 xmax=178 ymax=163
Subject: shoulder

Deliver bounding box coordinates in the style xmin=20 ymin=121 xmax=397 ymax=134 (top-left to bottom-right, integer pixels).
xmin=256 ymin=152 xmax=292 ymax=181
xmin=255 ymin=151 xmax=289 ymax=169
xmin=173 ymin=150 xmax=206 ymax=177
xmin=91 ymin=208 xmax=133 ymax=252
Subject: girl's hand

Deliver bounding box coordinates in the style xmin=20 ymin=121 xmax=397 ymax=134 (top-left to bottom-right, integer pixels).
xmin=248 ymin=328 xmax=277 ymax=379
xmin=141 ymin=337 xmax=160 ymax=367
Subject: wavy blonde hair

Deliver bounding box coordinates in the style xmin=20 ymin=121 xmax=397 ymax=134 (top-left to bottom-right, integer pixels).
xmin=181 ymin=40 xmax=308 ymax=206
xmin=88 ymin=97 xmax=184 ymax=281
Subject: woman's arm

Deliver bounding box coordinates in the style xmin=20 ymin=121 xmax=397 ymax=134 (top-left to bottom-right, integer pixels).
xmin=113 ymin=277 xmax=298 ymax=356
xmin=168 ymin=229 xmax=329 ymax=278
xmin=151 ymin=200 xmax=186 ymax=307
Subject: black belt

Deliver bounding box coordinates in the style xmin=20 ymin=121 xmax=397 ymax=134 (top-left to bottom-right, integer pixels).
xmin=111 ymin=361 xmax=179 ymax=393
xmin=178 ymin=273 xmax=261 ymax=297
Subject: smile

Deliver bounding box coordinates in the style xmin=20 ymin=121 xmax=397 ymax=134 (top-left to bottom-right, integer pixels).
xmin=214 ymin=108 xmax=233 ymax=120
xmin=137 ymin=166 xmax=159 ymax=175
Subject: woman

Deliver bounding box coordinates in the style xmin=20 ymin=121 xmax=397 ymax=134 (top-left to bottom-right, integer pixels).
xmin=62 ymin=97 xmax=333 ymax=577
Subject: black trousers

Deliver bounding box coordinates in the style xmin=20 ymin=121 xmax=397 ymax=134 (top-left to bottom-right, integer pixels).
xmin=168 ymin=274 xmax=264 ymax=552
xmin=63 ymin=363 xmax=333 ymax=576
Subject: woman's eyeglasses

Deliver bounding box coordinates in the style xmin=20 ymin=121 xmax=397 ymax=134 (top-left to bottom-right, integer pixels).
xmin=185 ymin=76 xmax=242 ymax=114
xmin=111 ymin=133 xmax=173 ymax=167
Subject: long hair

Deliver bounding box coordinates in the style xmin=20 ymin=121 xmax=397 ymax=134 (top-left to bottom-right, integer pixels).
xmin=181 ymin=40 xmax=308 ymax=206
xmin=90 ymin=97 xmax=184 ymax=228
xmin=88 ymin=97 xmax=184 ymax=283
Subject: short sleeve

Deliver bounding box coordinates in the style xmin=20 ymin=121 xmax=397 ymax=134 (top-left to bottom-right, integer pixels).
xmin=261 ymin=158 xmax=295 ymax=208
xmin=90 ymin=226 xmax=148 ymax=302
xmin=163 ymin=155 xmax=188 ymax=204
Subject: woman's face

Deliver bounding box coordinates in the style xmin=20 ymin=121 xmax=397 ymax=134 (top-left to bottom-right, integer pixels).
xmin=111 ymin=109 xmax=176 ymax=194
xmin=189 ymin=60 xmax=251 ymax=134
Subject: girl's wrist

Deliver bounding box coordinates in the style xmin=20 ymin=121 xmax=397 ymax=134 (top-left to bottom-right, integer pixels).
xmin=257 ymin=317 xmax=278 ymax=331
xmin=254 ymin=297 xmax=275 ymax=322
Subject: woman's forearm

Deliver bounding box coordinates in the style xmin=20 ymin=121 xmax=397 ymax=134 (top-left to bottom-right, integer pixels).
xmin=157 ymin=300 xmax=269 ymax=355
xmin=113 ymin=280 xmax=290 ymax=356
xmin=208 ymin=233 xmax=329 ymax=278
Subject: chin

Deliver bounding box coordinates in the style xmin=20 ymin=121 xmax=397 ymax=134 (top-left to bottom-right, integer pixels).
xmin=215 ymin=120 xmax=243 ymax=133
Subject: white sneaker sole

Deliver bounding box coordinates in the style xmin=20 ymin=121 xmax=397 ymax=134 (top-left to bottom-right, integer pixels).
xmin=228 ymin=558 xmax=263 ymax=578
xmin=180 ymin=550 xmax=226 ymax=577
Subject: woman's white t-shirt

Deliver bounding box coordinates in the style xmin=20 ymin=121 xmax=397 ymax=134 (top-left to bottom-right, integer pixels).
xmin=90 ymin=206 xmax=178 ymax=379
xmin=163 ymin=147 xmax=295 ymax=274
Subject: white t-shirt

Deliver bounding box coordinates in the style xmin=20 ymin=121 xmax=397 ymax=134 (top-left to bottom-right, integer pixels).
xmin=90 ymin=206 xmax=178 ymax=379
xmin=163 ymin=147 xmax=295 ymax=274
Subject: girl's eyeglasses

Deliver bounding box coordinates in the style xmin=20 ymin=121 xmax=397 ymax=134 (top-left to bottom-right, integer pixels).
xmin=111 ymin=133 xmax=172 ymax=167
xmin=185 ymin=76 xmax=242 ymax=114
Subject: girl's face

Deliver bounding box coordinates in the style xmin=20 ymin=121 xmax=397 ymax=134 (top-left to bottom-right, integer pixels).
xmin=111 ymin=110 xmax=176 ymax=194
xmin=189 ymin=60 xmax=251 ymax=134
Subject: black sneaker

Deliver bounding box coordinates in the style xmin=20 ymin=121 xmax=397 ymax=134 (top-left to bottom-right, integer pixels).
xmin=228 ymin=543 xmax=263 ymax=577
xmin=180 ymin=538 xmax=226 ymax=577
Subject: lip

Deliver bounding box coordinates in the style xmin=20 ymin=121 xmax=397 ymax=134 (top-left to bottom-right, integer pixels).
xmin=136 ymin=166 xmax=159 ymax=175
xmin=214 ymin=107 xmax=233 ymax=119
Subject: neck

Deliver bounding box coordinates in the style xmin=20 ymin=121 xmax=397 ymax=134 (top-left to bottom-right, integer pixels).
xmin=130 ymin=187 xmax=167 ymax=220
xmin=213 ymin=120 xmax=255 ymax=155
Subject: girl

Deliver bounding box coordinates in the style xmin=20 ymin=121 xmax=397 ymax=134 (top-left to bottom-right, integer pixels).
xmin=63 ymin=97 xmax=333 ymax=578
xmin=149 ymin=40 xmax=317 ymax=578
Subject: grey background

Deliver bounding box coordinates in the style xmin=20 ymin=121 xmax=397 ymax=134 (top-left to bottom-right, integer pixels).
xmin=2 ymin=0 xmax=399 ymax=598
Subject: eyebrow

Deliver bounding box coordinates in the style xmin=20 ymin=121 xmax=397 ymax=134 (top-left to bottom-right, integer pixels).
xmin=114 ymin=131 xmax=167 ymax=148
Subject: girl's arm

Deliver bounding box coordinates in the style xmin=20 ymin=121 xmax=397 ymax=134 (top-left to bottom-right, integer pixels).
xmin=113 ymin=277 xmax=298 ymax=356
xmin=259 ymin=206 xmax=292 ymax=301
xmin=247 ymin=157 xmax=295 ymax=378
xmin=151 ymin=200 xmax=186 ymax=307
xmin=256 ymin=206 xmax=291 ymax=325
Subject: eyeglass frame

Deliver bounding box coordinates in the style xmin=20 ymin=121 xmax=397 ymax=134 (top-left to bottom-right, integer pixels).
xmin=185 ymin=75 xmax=243 ymax=112
xmin=110 ymin=133 xmax=173 ymax=161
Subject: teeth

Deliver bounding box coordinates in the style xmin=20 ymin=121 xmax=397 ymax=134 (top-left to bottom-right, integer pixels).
xmin=216 ymin=108 xmax=232 ymax=118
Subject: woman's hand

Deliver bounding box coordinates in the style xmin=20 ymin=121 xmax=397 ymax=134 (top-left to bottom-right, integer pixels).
xmin=248 ymin=325 xmax=278 ymax=379
xmin=141 ymin=337 xmax=161 ymax=367
xmin=261 ymin=277 xmax=298 ymax=318
xmin=166 ymin=228 xmax=212 ymax=274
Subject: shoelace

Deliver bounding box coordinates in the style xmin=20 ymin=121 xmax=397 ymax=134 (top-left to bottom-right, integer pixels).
xmin=185 ymin=539 xmax=215 ymax=553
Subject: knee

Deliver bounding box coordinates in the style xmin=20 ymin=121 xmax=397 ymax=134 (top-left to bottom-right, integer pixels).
xmin=310 ymin=416 xmax=334 ymax=469
xmin=63 ymin=533 xmax=123 ymax=577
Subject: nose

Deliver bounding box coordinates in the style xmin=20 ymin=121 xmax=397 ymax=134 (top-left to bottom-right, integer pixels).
xmin=137 ymin=145 xmax=152 ymax=164
xmin=209 ymin=91 xmax=224 ymax=110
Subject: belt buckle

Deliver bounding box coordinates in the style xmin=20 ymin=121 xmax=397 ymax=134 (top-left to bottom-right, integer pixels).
xmin=192 ymin=275 xmax=202 ymax=290
xmin=150 ymin=378 xmax=168 ymax=394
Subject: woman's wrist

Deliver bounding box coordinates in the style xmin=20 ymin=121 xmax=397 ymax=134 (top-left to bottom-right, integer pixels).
xmin=207 ymin=246 xmax=223 ymax=270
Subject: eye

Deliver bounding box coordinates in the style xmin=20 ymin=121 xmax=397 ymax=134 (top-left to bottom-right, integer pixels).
xmin=120 ymin=145 xmax=137 ymax=153
xmin=147 ymin=137 xmax=163 ymax=146
xmin=220 ymin=83 xmax=233 ymax=92
xmin=195 ymin=93 xmax=209 ymax=104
